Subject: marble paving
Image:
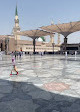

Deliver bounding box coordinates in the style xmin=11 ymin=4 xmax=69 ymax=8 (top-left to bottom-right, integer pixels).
xmin=0 ymin=54 xmax=80 ymax=112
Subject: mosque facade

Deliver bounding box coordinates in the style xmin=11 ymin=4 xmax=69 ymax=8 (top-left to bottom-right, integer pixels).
xmin=1 ymin=6 xmax=80 ymax=54
xmin=0 ymin=6 xmax=61 ymax=54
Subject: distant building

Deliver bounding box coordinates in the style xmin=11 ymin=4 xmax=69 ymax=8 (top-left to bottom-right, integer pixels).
xmin=60 ymin=43 xmax=80 ymax=54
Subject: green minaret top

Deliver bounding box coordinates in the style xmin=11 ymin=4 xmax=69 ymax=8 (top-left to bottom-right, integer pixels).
xmin=15 ymin=5 xmax=18 ymax=16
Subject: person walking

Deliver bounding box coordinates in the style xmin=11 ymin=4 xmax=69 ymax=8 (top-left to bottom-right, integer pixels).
xmin=14 ymin=51 xmax=17 ymax=59
xmin=19 ymin=51 xmax=21 ymax=58
xmin=10 ymin=52 xmax=18 ymax=75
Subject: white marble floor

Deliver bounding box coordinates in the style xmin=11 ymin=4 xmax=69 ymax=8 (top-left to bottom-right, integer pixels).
xmin=0 ymin=54 xmax=80 ymax=112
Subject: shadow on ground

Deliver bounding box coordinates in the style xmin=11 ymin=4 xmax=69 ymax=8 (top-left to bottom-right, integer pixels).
xmin=0 ymin=79 xmax=80 ymax=112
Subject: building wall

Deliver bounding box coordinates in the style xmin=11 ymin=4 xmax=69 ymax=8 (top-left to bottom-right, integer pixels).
xmin=9 ymin=38 xmax=15 ymax=52
xmin=60 ymin=43 xmax=80 ymax=54
xmin=14 ymin=39 xmax=60 ymax=52
xmin=0 ymin=37 xmax=60 ymax=53
xmin=0 ymin=39 xmax=5 ymax=51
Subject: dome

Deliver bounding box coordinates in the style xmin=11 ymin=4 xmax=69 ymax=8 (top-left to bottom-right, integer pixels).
xmin=38 ymin=37 xmax=43 ymax=42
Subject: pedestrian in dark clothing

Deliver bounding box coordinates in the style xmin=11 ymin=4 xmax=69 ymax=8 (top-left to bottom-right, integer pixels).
xmin=14 ymin=51 xmax=17 ymax=59
xmin=19 ymin=52 xmax=21 ymax=58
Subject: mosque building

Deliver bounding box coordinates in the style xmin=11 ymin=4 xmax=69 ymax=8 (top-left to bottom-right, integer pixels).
xmin=0 ymin=6 xmax=61 ymax=54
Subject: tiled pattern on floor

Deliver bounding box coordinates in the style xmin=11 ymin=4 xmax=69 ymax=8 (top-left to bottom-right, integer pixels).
xmin=0 ymin=54 xmax=80 ymax=112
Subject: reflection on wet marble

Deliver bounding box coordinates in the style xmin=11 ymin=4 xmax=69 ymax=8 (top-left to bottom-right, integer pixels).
xmin=0 ymin=54 xmax=80 ymax=112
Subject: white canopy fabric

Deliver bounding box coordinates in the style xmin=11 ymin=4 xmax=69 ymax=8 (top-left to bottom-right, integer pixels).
xmin=16 ymin=29 xmax=54 ymax=39
xmin=41 ymin=21 xmax=80 ymax=37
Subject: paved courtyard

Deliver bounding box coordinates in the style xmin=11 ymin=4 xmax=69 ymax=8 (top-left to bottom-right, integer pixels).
xmin=0 ymin=54 xmax=80 ymax=112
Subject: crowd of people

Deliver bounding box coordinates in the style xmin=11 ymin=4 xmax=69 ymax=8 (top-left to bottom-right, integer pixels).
xmin=11 ymin=51 xmax=22 ymax=59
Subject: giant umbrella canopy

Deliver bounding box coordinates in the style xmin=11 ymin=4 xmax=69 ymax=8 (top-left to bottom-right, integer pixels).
xmin=41 ymin=21 xmax=80 ymax=51
xmin=0 ymin=35 xmax=12 ymax=39
xmin=16 ymin=29 xmax=54 ymax=54
xmin=40 ymin=21 xmax=80 ymax=37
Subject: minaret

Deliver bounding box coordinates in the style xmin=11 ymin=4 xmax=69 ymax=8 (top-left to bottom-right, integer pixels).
xmin=57 ymin=33 xmax=61 ymax=45
xmin=50 ymin=20 xmax=54 ymax=44
xmin=57 ymin=21 xmax=61 ymax=45
xmin=50 ymin=34 xmax=54 ymax=43
xmin=12 ymin=5 xmax=20 ymax=40
xmin=51 ymin=20 xmax=54 ymax=25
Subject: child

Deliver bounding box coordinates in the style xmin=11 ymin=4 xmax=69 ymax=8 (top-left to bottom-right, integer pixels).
xmin=10 ymin=55 xmax=18 ymax=75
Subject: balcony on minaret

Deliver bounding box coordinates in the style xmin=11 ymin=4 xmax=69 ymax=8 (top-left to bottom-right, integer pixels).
xmin=15 ymin=19 xmax=19 ymax=23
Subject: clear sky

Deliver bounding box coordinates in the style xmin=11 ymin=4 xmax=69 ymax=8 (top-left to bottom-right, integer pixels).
xmin=0 ymin=0 xmax=80 ymax=43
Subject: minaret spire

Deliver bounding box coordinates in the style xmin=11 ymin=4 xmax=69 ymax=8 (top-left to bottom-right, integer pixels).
xmin=15 ymin=5 xmax=18 ymax=16
xmin=12 ymin=4 xmax=20 ymax=40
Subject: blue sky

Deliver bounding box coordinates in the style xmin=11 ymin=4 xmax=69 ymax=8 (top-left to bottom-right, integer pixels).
xmin=0 ymin=0 xmax=80 ymax=43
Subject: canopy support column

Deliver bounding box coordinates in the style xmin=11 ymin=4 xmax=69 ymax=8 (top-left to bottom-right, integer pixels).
xmin=64 ymin=37 xmax=68 ymax=52
xmin=52 ymin=43 xmax=55 ymax=54
xmin=33 ymin=38 xmax=36 ymax=54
